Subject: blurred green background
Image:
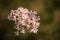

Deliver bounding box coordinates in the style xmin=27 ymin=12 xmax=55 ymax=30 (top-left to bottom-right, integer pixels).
xmin=0 ymin=0 xmax=60 ymax=40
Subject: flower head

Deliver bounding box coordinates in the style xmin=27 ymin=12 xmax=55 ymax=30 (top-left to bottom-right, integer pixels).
xmin=8 ymin=7 xmax=40 ymax=35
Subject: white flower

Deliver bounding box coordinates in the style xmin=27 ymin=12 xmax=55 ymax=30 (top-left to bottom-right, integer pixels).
xmin=30 ymin=28 xmax=38 ymax=33
xmin=20 ymin=29 xmax=25 ymax=33
xmin=21 ymin=20 xmax=26 ymax=26
xmin=26 ymin=24 xmax=31 ymax=29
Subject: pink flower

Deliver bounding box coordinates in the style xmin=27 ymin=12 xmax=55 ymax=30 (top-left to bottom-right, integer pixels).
xmin=8 ymin=7 xmax=40 ymax=35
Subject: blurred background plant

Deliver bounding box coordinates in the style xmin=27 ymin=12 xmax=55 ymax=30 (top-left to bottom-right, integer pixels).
xmin=0 ymin=0 xmax=60 ymax=40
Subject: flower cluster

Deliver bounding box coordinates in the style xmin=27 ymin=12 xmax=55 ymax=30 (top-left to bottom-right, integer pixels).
xmin=8 ymin=7 xmax=40 ymax=35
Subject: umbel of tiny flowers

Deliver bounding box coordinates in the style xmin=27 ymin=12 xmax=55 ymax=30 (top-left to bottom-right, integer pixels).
xmin=8 ymin=7 xmax=40 ymax=35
